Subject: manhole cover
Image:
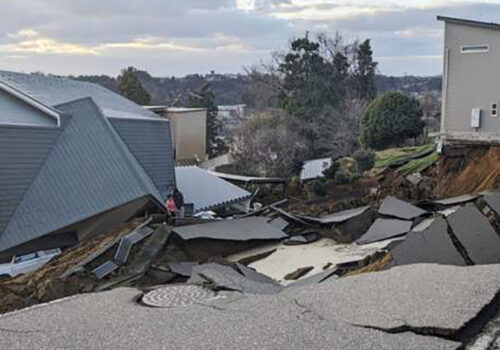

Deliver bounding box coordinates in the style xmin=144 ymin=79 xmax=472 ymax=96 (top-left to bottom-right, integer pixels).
xmin=141 ymin=285 xmax=219 ymax=308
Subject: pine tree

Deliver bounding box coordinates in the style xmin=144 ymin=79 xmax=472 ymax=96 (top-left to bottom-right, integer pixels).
xmin=354 ymin=40 xmax=377 ymax=101
xmin=188 ymin=83 xmax=226 ymax=158
xmin=117 ymin=67 xmax=151 ymax=105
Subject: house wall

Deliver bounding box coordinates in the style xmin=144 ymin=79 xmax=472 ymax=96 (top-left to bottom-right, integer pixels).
xmin=0 ymin=89 xmax=57 ymax=126
xmin=167 ymin=110 xmax=207 ymax=161
xmin=442 ymin=22 xmax=500 ymax=141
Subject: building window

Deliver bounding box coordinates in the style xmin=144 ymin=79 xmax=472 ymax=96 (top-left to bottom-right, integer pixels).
xmin=492 ymin=102 xmax=498 ymax=117
xmin=461 ymin=44 xmax=490 ymax=54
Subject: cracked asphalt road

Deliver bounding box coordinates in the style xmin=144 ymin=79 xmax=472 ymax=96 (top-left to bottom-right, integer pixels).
xmin=2 ymin=264 xmax=500 ymax=349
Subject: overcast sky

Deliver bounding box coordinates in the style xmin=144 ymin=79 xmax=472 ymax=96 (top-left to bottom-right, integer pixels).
xmin=1 ymin=0 xmax=500 ymax=77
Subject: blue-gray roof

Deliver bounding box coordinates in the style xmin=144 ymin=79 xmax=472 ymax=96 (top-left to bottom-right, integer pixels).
xmin=175 ymin=166 xmax=252 ymax=213
xmin=0 ymin=97 xmax=174 ymax=252
xmin=0 ymin=70 xmax=160 ymax=120
xmin=0 ymin=124 xmax=61 ymax=236
xmin=110 ymin=118 xmax=175 ymax=200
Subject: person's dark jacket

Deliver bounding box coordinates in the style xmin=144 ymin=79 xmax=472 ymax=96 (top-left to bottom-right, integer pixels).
xmin=173 ymin=189 xmax=184 ymax=208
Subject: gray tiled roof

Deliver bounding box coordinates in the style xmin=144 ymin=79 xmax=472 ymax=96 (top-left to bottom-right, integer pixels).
xmin=175 ymin=166 xmax=252 ymax=212
xmin=0 ymin=70 xmax=160 ymax=120
xmin=0 ymin=98 xmax=169 ymax=252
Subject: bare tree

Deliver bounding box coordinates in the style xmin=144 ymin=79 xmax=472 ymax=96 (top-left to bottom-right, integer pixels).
xmin=231 ymin=109 xmax=307 ymax=177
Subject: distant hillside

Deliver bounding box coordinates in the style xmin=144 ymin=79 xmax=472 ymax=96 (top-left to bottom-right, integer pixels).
xmin=375 ymin=75 xmax=441 ymax=96
xmin=70 ymin=71 xmax=442 ymax=107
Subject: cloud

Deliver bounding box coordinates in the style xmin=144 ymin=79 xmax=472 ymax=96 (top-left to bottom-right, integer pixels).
xmin=0 ymin=0 xmax=499 ymax=76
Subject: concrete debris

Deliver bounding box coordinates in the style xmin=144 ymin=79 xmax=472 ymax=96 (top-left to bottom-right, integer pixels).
xmin=235 ymin=262 xmax=280 ymax=285
xmin=297 ymin=205 xmax=371 ymax=225
xmin=411 ymin=217 xmax=435 ymax=232
xmin=406 ymin=172 xmax=423 ymax=185
xmin=172 ymin=217 xmax=288 ymax=241
xmin=389 ymin=217 xmax=467 ymax=267
xmin=188 ymin=263 xmax=283 ymax=295
xmin=378 ymin=196 xmax=427 ymax=220
xmin=167 ymin=261 xmax=199 ymax=277
xmin=483 ymin=193 xmax=500 ymax=217
xmin=284 ymin=232 xmax=321 ymax=245
xmin=447 ymin=204 xmax=500 ymax=264
xmin=433 ymin=194 xmax=479 ymax=207
xmin=284 ymin=266 xmax=314 ymax=280
xmin=286 ymin=268 xmax=338 ymax=288
xmin=356 ymin=219 xmax=412 ymax=245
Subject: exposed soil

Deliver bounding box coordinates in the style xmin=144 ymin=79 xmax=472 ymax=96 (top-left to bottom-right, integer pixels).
xmin=0 ymin=217 xmax=146 ymax=314
xmin=436 ymin=146 xmax=500 ymax=197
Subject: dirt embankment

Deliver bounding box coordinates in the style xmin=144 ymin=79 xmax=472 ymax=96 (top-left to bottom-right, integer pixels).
xmin=436 ymin=146 xmax=500 ymax=197
xmin=0 ymin=218 xmax=145 ymax=314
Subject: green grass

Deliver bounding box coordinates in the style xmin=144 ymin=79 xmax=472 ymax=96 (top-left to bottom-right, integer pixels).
xmin=375 ymin=143 xmax=435 ymax=168
xmin=396 ymin=151 xmax=439 ymax=176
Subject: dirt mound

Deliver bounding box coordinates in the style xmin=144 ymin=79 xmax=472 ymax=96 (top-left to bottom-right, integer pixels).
xmin=436 ymin=146 xmax=500 ymax=197
xmin=0 ymin=218 xmax=145 ymax=314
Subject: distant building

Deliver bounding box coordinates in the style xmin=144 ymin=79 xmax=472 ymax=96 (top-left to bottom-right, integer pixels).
xmin=0 ymin=71 xmax=175 ymax=260
xmin=217 ymin=104 xmax=246 ymax=137
xmin=145 ymin=106 xmax=207 ymax=161
xmin=438 ymin=16 xmax=500 ymax=144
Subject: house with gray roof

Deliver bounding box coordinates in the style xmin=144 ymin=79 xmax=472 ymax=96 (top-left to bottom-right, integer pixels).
xmin=0 ymin=71 xmax=175 ymax=260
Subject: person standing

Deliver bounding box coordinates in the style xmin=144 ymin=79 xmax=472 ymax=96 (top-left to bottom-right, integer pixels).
xmin=165 ymin=195 xmax=177 ymax=217
xmin=172 ymin=188 xmax=184 ymax=218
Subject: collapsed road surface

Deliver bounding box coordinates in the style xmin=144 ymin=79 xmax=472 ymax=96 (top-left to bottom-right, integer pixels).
xmin=2 ymin=264 xmax=500 ymax=349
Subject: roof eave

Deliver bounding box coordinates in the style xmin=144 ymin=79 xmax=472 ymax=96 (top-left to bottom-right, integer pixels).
xmin=0 ymin=79 xmax=61 ymax=125
xmin=437 ymin=15 xmax=500 ymax=31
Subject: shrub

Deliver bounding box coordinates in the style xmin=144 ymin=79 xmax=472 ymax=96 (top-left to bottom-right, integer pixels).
xmin=353 ymin=149 xmax=376 ymax=173
xmin=359 ymin=91 xmax=424 ymax=150
xmin=322 ymin=160 xmax=339 ymax=179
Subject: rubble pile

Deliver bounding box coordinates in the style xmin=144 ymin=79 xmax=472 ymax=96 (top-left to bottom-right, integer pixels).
xmin=4 ymin=181 xmax=500 ymax=324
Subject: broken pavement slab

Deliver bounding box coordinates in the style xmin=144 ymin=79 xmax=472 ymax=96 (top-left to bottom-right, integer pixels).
xmin=378 ymin=196 xmax=427 ymax=220
xmin=297 ymin=205 xmax=371 ymax=225
xmin=283 ymin=232 xmax=321 ymax=245
xmin=447 ymin=204 xmax=500 ymax=265
xmin=285 ymin=264 xmax=500 ymax=343
xmin=188 ymin=263 xmax=283 ymax=295
xmin=389 ymin=217 xmax=466 ymax=267
xmin=6 ymin=265 xmax=497 ymax=349
xmin=172 ymin=216 xmax=288 ymax=241
xmin=235 ymin=262 xmax=279 ymax=286
xmin=483 ymin=193 xmax=500 ymax=217
xmin=286 ymin=268 xmax=338 ymax=288
xmin=249 ymin=238 xmax=397 ymax=284
xmin=166 ymin=261 xmax=199 ymax=278
xmin=356 ymin=218 xmax=412 ymax=245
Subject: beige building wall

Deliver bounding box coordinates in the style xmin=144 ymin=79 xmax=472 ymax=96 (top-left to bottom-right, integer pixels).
xmin=166 ymin=108 xmax=207 ymax=161
xmin=441 ymin=21 xmax=500 ymax=142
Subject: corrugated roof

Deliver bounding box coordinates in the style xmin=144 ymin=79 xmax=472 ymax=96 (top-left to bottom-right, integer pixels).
xmin=0 ymin=125 xmax=61 ymax=235
xmin=207 ymin=170 xmax=287 ymax=184
xmin=111 ymin=118 xmax=175 ymax=200
xmin=0 ymin=98 xmax=164 ymax=251
xmin=300 ymin=157 xmax=332 ymax=181
xmin=173 ymin=217 xmax=287 ymax=241
xmin=0 ymin=71 xmax=160 ymax=120
xmin=175 ymin=166 xmax=252 ymax=213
